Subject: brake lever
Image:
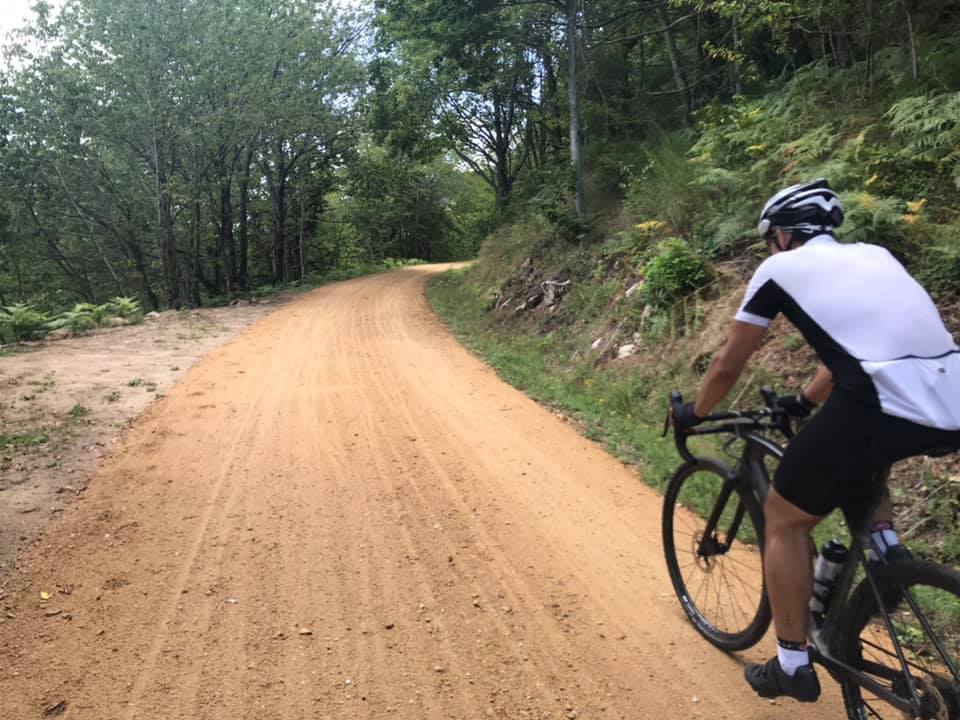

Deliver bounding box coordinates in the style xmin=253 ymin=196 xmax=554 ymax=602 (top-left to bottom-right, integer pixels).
xmin=664 ymin=390 xmax=684 ymax=438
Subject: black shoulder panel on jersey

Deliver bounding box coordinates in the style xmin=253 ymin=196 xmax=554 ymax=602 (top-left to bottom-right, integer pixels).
xmin=743 ymin=279 xmax=784 ymax=321
xmin=756 ymin=280 xmax=881 ymax=409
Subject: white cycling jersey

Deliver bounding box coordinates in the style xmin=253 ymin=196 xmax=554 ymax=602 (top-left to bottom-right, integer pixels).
xmin=736 ymin=235 xmax=960 ymax=429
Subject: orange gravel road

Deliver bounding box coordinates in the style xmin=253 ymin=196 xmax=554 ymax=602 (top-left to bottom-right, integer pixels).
xmin=0 ymin=266 xmax=842 ymax=719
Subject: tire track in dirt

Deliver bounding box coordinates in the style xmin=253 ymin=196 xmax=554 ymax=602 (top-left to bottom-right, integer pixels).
xmin=350 ymin=279 xmax=601 ymax=712
xmin=0 ymin=266 xmax=844 ymax=720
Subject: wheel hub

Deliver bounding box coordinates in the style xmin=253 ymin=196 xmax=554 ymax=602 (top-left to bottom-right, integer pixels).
xmin=692 ymin=531 xmax=727 ymax=571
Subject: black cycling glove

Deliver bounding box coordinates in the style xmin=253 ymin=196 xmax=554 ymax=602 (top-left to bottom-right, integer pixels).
xmin=775 ymin=392 xmax=817 ymax=418
xmin=673 ymin=401 xmax=704 ymax=431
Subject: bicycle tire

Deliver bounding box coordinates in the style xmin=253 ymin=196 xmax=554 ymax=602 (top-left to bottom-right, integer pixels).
xmin=839 ymin=560 xmax=960 ymax=720
xmin=662 ymin=457 xmax=771 ymax=651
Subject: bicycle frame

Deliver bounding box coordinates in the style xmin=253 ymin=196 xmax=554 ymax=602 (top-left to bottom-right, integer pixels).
xmin=811 ymin=513 xmax=960 ymax=716
xmin=668 ymin=389 xmax=960 ymax=717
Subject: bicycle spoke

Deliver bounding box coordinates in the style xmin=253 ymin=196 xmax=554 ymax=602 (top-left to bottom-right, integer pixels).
xmin=717 ymin=554 xmax=763 ymax=596
xmin=719 ymin=556 xmax=757 ymax=602
xmin=672 ymin=521 xmax=764 ymax=634
xmin=843 ymin=572 xmax=960 ymax=720
xmin=665 ymin=459 xmax=772 ymax=649
xmin=718 ymin=560 xmax=751 ymax=629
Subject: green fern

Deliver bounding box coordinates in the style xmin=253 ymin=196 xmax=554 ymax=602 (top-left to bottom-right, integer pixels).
xmin=0 ymin=304 xmax=51 ymax=342
xmin=50 ymin=304 xmax=98 ymax=333
xmin=887 ymin=93 xmax=960 ymax=187
xmin=108 ymin=296 xmax=143 ymax=321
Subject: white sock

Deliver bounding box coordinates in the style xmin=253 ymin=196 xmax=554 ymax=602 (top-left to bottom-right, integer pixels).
xmin=777 ymin=643 xmax=810 ymax=676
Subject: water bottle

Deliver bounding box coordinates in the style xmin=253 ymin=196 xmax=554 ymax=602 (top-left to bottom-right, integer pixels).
xmin=809 ymin=540 xmax=848 ymax=628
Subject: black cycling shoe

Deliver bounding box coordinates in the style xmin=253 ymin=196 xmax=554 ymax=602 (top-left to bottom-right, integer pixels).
xmin=745 ymin=657 xmax=821 ymax=702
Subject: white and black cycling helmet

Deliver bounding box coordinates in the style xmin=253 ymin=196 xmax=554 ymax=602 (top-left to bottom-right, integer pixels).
xmin=757 ymin=178 xmax=844 ymax=240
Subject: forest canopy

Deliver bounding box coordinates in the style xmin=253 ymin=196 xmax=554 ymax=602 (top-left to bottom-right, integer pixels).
xmin=1 ymin=0 xmax=959 ymax=320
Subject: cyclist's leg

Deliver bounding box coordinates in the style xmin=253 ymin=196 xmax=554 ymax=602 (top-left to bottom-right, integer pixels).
xmin=746 ymin=391 xmax=877 ymax=701
xmin=763 ymin=489 xmax=820 ymax=644
xmin=849 ymin=414 xmax=960 ymax=557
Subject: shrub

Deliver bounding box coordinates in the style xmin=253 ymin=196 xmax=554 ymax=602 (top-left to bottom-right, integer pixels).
xmin=916 ymin=225 xmax=960 ymax=298
xmin=838 ymin=192 xmax=912 ymax=259
xmin=626 ymin=132 xmax=703 ymax=236
xmin=0 ymin=304 xmax=51 ymax=342
xmin=640 ymin=238 xmax=712 ymax=308
xmin=109 ymin=296 xmax=143 ymax=322
xmin=51 ymin=303 xmax=99 ymax=333
xmin=887 ymin=93 xmax=960 ymax=190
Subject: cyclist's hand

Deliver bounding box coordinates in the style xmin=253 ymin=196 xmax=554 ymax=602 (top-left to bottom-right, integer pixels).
xmin=673 ymin=402 xmax=704 ymax=432
xmin=775 ymin=392 xmax=817 ymax=418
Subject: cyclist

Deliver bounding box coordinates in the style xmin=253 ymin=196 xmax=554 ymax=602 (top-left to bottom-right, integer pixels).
xmin=673 ymin=178 xmax=960 ymax=702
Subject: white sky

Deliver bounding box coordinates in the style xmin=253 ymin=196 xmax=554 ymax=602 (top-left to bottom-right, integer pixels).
xmin=0 ymin=1 xmax=367 ymax=37
xmin=0 ymin=0 xmax=46 ymax=36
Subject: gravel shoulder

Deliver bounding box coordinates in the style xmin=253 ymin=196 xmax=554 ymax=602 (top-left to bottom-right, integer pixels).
xmin=0 ymin=299 xmax=289 ymax=577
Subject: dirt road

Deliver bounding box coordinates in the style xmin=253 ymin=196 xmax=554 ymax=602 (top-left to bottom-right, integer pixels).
xmin=0 ymin=267 xmax=842 ymax=719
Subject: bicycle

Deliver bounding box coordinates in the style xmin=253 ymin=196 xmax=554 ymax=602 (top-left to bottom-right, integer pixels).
xmin=661 ymin=388 xmax=960 ymax=720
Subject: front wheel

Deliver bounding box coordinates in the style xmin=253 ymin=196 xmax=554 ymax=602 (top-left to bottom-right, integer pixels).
xmin=662 ymin=457 xmax=771 ymax=651
xmin=839 ymin=560 xmax=960 ymax=720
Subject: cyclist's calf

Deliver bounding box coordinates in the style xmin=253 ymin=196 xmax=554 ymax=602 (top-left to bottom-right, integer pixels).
xmin=763 ymin=488 xmax=821 ymax=645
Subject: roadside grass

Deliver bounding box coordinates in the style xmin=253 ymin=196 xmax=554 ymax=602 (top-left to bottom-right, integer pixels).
xmin=0 ymin=430 xmax=49 ymax=451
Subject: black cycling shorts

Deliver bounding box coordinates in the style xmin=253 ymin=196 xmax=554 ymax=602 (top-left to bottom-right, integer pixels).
xmin=774 ymin=390 xmax=960 ymax=517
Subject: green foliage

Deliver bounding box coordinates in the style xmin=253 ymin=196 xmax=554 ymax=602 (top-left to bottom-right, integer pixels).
xmin=915 ymin=225 xmax=960 ymax=299
xmin=0 ymin=304 xmax=51 ymax=342
xmin=0 ymin=430 xmax=49 ymax=450
xmin=564 ymin=280 xmax=620 ymax=321
xmin=68 ymin=403 xmax=89 ymax=419
xmin=519 ymin=165 xmax=582 ymax=238
xmin=887 ymin=93 xmax=960 ymax=189
xmin=783 ymin=333 xmax=805 ymax=352
xmin=335 ymin=150 xmax=489 ymax=264
xmin=50 ymin=303 xmax=99 ymax=333
xmin=838 ymin=192 xmax=909 ymax=254
xmin=626 ymin=132 xmax=702 ymax=237
xmin=641 ymin=238 xmax=711 ymax=308
xmin=109 ymin=296 xmax=143 ymax=322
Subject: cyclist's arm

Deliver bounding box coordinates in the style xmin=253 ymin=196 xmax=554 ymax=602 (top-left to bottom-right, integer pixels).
xmin=803 ymin=365 xmax=833 ymax=405
xmin=693 ymin=320 xmax=767 ymax=417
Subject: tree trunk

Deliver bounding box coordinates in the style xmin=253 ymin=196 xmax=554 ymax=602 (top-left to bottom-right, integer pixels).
xmin=657 ymin=4 xmax=692 ymax=126
xmin=903 ymin=0 xmax=919 ymax=81
xmin=567 ymin=0 xmax=585 ymax=221
xmin=543 ymin=51 xmax=564 ymax=158
xmin=238 ymin=143 xmax=254 ymax=292
xmin=151 ymin=106 xmax=181 ymax=309
xmin=219 ymin=169 xmax=235 ymax=296
xmin=157 ymin=168 xmax=180 ymax=308
xmin=188 ymin=195 xmax=202 ymax=308
xmin=267 ymin=139 xmax=289 ymax=285
xmin=126 ymin=235 xmax=160 ymax=311
xmin=298 ymin=192 xmax=306 ymax=286
xmin=732 ymin=15 xmax=743 ymax=96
